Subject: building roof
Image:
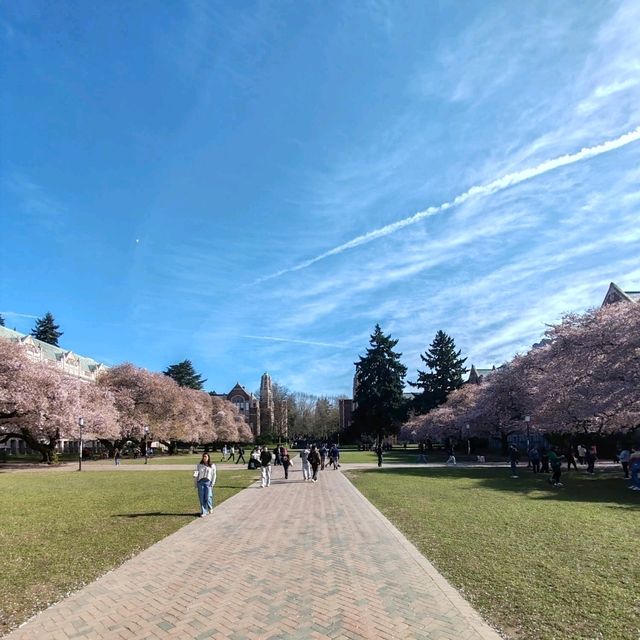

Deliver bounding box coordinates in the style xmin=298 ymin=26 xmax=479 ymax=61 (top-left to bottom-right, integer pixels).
xmin=602 ymin=282 xmax=640 ymax=306
xmin=0 ymin=325 xmax=107 ymax=378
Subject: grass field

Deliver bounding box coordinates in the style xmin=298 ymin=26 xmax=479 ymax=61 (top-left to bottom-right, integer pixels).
xmin=0 ymin=468 xmax=257 ymax=635
xmin=347 ymin=466 xmax=639 ymax=640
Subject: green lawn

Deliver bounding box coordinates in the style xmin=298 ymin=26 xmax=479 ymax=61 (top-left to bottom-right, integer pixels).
xmin=0 ymin=468 xmax=257 ymax=635
xmin=338 ymin=448 xmax=442 ymax=464
xmin=347 ymin=467 xmax=640 ymax=640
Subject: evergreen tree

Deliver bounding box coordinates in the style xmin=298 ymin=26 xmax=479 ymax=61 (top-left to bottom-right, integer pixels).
xmin=31 ymin=312 xmax=63 ymax=346
xmin=351 ymin=324 xmax=408 ymax=442
xmin=163 ymin=359 xmax=206 ymax=390
xmin=0 ymin=313 xmax=5 ymax=327
xmin=409 ymin=330 xmax=467 ymax=414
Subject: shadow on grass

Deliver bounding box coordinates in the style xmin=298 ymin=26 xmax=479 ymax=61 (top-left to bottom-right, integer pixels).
xmin=351 ymin=466 xmax=640 ymax=508
xmin=113 ymin=512 xmax=198 ymax=518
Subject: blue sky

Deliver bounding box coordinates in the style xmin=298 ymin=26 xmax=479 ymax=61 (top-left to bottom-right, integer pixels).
xmin=2 ymin=1 xmax=639 ymax=396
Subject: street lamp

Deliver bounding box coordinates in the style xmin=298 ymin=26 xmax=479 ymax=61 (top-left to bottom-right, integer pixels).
xmin=144 ymin=426 xmax=149 ymax=465
xmin=524 ymin=416 xmax=531 ymax=468
xmin=78 ymin=417 xmax=84 ymax=472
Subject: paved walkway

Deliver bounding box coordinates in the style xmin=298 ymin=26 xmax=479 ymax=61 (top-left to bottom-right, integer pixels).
xmin=4 ymin=465 xmax=501 ymax=640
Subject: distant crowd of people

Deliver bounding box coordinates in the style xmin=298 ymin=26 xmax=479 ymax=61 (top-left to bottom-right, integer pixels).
xmin=507 ymin=443 xmax=640 ymax=489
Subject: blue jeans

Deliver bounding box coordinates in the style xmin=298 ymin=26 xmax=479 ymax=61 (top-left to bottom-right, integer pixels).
xmin=197 ymin=480 xmax=213 ymax=515
xmin=631 ymin=463 xmax=640 ymax=488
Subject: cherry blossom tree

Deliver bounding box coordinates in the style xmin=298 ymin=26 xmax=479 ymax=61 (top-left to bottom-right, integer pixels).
xmin=0 ymin=340 xmax=118 ymax=462
xmin=402 ymin=302 xmax=640 ymax=447
xmin=97 ymin=363 xmax=183 ymax=456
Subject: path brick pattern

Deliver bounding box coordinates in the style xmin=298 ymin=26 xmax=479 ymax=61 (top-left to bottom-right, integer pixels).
xmin=4 ymin=465 xmax=501 ymax=639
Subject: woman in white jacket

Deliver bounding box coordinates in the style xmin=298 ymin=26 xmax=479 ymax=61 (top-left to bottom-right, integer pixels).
xmin=193 ymin=453 xmax=217 ymax=517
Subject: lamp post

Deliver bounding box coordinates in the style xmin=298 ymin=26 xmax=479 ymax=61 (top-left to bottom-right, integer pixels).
xmin=466 ymin=424 xmax=471 ymax=456
xmin=78 ymin=417 xmax=84 ymax=472
xmin=524 ymin=416 xmax=531 ymax=468
xmin=144 ymin=426 xmax=149 ymax=465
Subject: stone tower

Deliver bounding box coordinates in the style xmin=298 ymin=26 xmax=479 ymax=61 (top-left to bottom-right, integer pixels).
xmin=259 ymin=372 xmax=274 ymax=436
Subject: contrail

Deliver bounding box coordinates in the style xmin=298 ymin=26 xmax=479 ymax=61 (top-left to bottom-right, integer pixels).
xmin=241 ymin=334 xmax=349 ymax=349
xmin=258 ymin=126 xmax=640 ymax=282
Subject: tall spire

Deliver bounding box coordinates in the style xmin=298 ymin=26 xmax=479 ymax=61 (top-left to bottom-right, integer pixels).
xmin=259 ymin=372 xmax=274 ymax=436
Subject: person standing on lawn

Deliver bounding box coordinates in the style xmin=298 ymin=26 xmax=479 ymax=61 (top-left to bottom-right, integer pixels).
xmin=193 ymin=453 xmax=216 ymax=517
xmin=565 ymin=447 xmax=578 ymax=471
xmin=628 ymin=448 xmax=640 ymax=490
xmin=617 ymin=447 xmax=630 ymax=479
xmin=548 ymin=448 xmax=563 ymax=487
xmin=308 ymin=444 xmax=321 ymax=482
xmin=528 ymin=446 xmax=540 ymax=473
xmin=586 ymin=445 xmax=597 ymax=474
xmin=508 ymin=444 xmax=519 ymax=478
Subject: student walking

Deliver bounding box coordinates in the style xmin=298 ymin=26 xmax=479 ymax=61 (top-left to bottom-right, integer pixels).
xmin=235 ymin=446 xmax=246 ymax=464
xmin=375 ymin=444 xmax=383 ymax=467
xmin=586 ymin=445 xmax=597 ymax=474
xmin=508 ymin=444 xmax=519 ymax=478
xmin=260 ymin=446 xmax=273 ymax=488
xmin=220 ymin=445 xmax=228 ymax=462
xmin=301 ymin=446 xmax=311 ymax=481
xmin=281 ymin=447 xmax=292 ymax=479
xmin=628 ymin=448 xmax=640 ymax=490
xmin=114 ymin=447 xmax=121 ymax=466
xmin=565 ymin=448 xmax=578 ymax=471
xmin=330 ymin=444 xmax=340 ymax=469
xmin=320 ymin=444 xmax=328 ymax=470
xmin=548 ymin=448 xmax=563 ymax=487
xmin=528 ymin=447 xmax=540 ymax=473
xmin=193 ymin=453 xmax=217 ymax=517
xmin=618 ymin=448 xmax=630 ymax=478
xmin=308 ymin=444 xmax=321 ymax=482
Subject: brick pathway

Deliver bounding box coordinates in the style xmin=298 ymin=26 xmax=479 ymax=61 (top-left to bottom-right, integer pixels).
xmin=4 ymin=465 xmax=501 ymax=640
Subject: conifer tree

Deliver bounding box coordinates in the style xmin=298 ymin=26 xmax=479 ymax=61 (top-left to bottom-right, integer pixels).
xmin=352 ymin=324 xmax=407 ymax=442
xmin=0 ymin=313 xmax=5 ymax=327
xmin=163 ymin=359 xmax=207 ymax=390
xmin=409 ymin=330 xmax=467 ymax=414
xmin=31 ymin=312 xmax=63 ymax=346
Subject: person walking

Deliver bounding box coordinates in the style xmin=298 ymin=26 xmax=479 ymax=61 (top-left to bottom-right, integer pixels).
xmin=235 ymin=445 xmax=246 ymax=465
xmin=565 ymin=447 xmax=578 ymax=471
xmin=528 ymin=446 xmax=540 ymax=473
xmin=259 ymin=446 xmax=273 ymax=488
xmin=330 ymin=444 xmax=340 ymax=469
xmin=220 ymin=445 xmax=228 ymax=462
xmin=193 ymin=453 xmax=217 ymax=517
xmin=586 ymin=445 xmax=597 ymax=474
xmin=301 ymin=446 xmax=311 ymax=481
xmin=445 ymin=444 xmax=456 ymax=465
xmin=540 ymin=448 xmax=549 ymax=474
xmin=375 ymin=444 xmax=383 ymax=468
xmin=308 ymin=444 xmax=321 ymax=482
xmin=508 ymin=444 xmax=519 ymax=478
xmin=548 ymin=448 xmax=563 ymax=487
xmin=576 ymin=444 xmax=586 ymax=465
xmin=628 ymin=448 xmax=640 ymax=490
xmin=618 ymin=447 xmax=630 ymax=479
xmin=281 ymin=447 xmax=292 ymax=479
xmin=114 ymin=447 xmax=121 ymax=466
xmin=320 ymin=444 xmax=328 ymax=470
xmin=417 ymin=442 xmax=427 ymax=464
xmin=273 ymin=446 xmax=281 ymax=466
xmin=227 ymin=445 xmax=235 ymax=462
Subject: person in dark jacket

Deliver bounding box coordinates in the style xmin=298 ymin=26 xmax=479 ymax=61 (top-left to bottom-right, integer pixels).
xmin=308 ymin=445 xmax=321 ymax=482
